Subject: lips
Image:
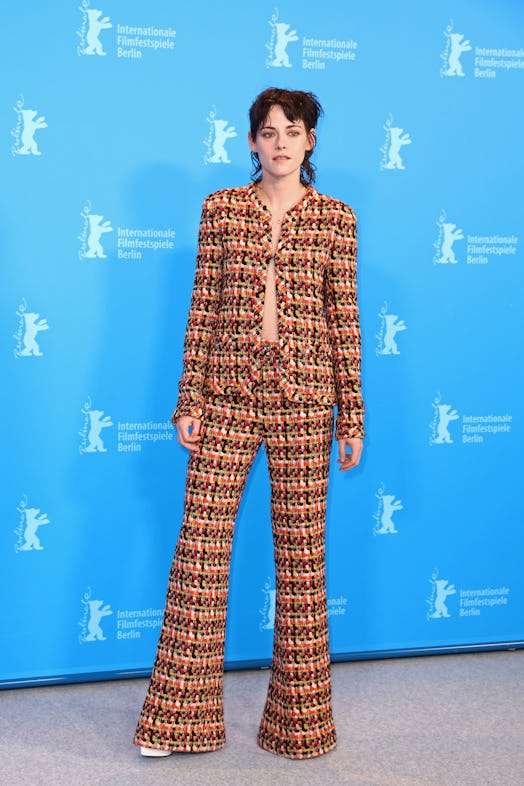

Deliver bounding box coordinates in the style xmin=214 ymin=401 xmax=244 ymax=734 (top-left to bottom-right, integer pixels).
xmin=273 ymin=155 xmax=290 ymax=161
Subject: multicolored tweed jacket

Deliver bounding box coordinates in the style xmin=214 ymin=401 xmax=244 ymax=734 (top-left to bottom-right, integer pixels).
xmin=172 ymin=182 xmax=365 ymax=440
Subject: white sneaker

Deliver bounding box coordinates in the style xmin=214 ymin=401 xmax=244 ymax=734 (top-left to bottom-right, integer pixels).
xmin=140 ymin=746 xmax=173 ymax=757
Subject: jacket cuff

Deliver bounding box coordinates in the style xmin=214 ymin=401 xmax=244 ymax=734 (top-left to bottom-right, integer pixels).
xmin=335 ymin=409 xmax=365 ymax=441
xmin=171 ymin=390 xmax=206 ymax=424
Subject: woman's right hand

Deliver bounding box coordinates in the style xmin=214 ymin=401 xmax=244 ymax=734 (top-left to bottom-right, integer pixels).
xmin=174 ymin=415 xmax=202 ymax=452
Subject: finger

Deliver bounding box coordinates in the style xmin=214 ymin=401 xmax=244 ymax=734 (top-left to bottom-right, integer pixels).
xmin=177 ymin=434 xmax=201 ymax=452
xmin=348 ymin=447 xmax=363 ymax=468
xmin=184 ymin=441 xmax=200 ymax=452
xmin=176 ymin=421 xmax=201 ymax=450
xmin=338 ymin=446 xmax=362 ymax=470
xmin=336 ymin=442 xmax=354 ymax=463
xmin=177 ymin=419 xmax=202 ymax=441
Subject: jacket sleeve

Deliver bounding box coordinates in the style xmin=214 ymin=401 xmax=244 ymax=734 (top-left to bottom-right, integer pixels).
xmin=324 ymin=204 xmax=365 ymax=441
xmin=172 ymin=198 xmax=223 ymax=422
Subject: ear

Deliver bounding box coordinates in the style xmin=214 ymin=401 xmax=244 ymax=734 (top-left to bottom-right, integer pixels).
xmin=306 ymin=128 xmax=316 ymax=152
xmin=247 ymin=131 xmax=257 ymax=153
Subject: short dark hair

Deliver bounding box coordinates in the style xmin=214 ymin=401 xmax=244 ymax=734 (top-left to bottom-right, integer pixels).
xmin=248 ymin=87 xmax=323 ymax=185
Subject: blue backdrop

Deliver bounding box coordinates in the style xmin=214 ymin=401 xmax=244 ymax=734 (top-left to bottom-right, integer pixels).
xmin=2 ymin=0 xmax=523 ymax=687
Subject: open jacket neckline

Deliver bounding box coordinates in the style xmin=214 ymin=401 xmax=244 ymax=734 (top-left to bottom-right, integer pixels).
xmin=247 ymin=181 xmax=316 ymax=224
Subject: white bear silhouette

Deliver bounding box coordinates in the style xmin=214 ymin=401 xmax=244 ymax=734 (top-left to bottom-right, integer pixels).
xmin=272 ymin=23 xmax=298 ymax=67
xmin=438 ymin=222 xmax=463 ymax=264
xmin=84 ymin=9 xmax=112 ymax=56
xmin=85 ymin=600 xmax=113 ymax=640
xmin=430 ymin=579 xmax=456 ymax=618
xmin=380 ymin=314 xmax=406 ymax=355
xmin=86 ymin=409 xmax=113 ymax=452
xmin=434 ymin=404 xmax=459 ymax=444
xmin=19 ymin=312 xmax=49 ymax=356
xmin=209 ymin=119 xmax=237 ymax=163
xmin=384 ymin=127 xmax=411 ymax=170
xmin=377 ymin=494 xmax=403 ymax=534
xmin=85 ymin=214 xmax=113 ymax=258
xmin=20 ymin=507 xmax=50 ymax=551
xmin=446 ymin=33 xmax=472 ymax=76
xmin=18 ymin=109 xmax=47 ymax=155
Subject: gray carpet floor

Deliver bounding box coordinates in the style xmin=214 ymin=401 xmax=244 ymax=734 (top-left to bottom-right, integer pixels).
xmin=1 ymin=650 xmax=523 ymax=786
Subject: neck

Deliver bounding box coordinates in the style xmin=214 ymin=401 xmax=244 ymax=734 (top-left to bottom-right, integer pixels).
xmin=256 ymin=174 xmax=307 ymax=211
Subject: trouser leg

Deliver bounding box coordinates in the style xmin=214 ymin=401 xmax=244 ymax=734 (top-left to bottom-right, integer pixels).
xmin=257 ymin=381 xmax=336 ymax=758
xmin=133 ymin=397 xmax=262 ymax=752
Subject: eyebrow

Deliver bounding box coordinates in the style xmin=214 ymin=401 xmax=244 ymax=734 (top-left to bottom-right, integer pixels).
xmin=260 ymin=122 xmax=302 ymax=130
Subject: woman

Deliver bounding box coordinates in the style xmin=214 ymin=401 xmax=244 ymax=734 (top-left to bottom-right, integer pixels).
xmin=133 ymin=87 xmax=364 ymax=760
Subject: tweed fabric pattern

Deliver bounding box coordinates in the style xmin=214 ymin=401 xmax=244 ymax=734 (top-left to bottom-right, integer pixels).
xmin=172 ymin=182 xmax=364 ymax=441
xmin=134 ymin=342 xmax=337 ymax=759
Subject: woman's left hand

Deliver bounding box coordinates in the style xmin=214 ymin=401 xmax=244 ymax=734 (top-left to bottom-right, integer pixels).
xmin=337 ymin=438 xmax=363 ymax=471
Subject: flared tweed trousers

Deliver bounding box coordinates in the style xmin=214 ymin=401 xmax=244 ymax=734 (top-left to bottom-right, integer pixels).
xmin=133 ymin=340 xmax=337 ymax=759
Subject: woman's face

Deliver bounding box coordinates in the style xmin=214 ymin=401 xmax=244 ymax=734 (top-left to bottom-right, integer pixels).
xmin=248 ymin=104 xmax=315 ymax=183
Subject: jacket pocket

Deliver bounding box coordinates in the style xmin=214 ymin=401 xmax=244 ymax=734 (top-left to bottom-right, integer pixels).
xmin=205 ymin=332 xmax=237 ymax=392
xmin=291 ymin=338 xmax=335 ymax=394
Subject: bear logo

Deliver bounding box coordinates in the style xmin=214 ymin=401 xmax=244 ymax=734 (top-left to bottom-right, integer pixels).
xmin=379 ymin=314 xmax=406 ymax=355
xmin=266 ymin=10 xmax=298 ymax=69
xmin=383 ymin=126 xmax=412 ymax=170
xmin=20 ymin=507 xmax=50 ymax=551
xmin=429 ymin=579 xmax=456 ymax=618
xmin=208 ymin=119 xmax=237 ymax=164
xmin=377 ymin=494 xmax=403 ymax=535
xmin=84 ymin=8 xmax=112 ymax=56
xmin=85 ymin=599 xmax=113 ymax=640
xmin=437 ymin=222 xmax=463 ymax=264
xmin=445 ymin=33 xmax=472 ymax=77
xmin=271 ymin=22 xmax=298 ymax=67
xmin=86 ymin=409 xmax=113 ymax=452
xmin=17 ymin=109 xmax=47 ymax=156
xmin=85 ymin=214 xmax=113 ymax=258
xmin=434 ymin=404 xmax=459 ymax=444
xmin=18 ymin=312 xmax=49 ymax=357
